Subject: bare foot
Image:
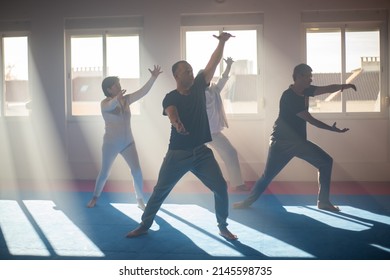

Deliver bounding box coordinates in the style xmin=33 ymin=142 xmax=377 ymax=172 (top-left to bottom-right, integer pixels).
xmin=232 ymin=200 xmax=251 ymax=209
xmin=219 ymin=227 xmax=238 ymax=240
xmin=126 ymin=225 xmax=148 ymax=238
xmin=87 ymin=197 xmax=98 ymax=208
xmin=317 ymin=201 xmax=340 ymax=212
xmin=137 ymin=199 xmax=146 ymax=211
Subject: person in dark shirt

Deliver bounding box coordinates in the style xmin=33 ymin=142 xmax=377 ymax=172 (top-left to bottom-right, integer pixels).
xmin=233 ymin=63 xmax=356 ymax=212
xmin=126 ymin=32 xmax=237 ymax=240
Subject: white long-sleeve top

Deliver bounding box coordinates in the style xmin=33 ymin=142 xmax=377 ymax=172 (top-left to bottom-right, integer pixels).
xmin=100 ymin=74 xmax=158 ymax=147
xmin=101 ymin=95 xmax=135 ymax=147
xmin=205 ymin=76 xmax=229 ymax=134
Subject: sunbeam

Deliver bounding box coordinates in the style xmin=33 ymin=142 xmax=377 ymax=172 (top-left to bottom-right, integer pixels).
xmin=22 ymin=200 xmax=104 ymax=257
xmin=0 ymin=200 xmax=50 ymax=257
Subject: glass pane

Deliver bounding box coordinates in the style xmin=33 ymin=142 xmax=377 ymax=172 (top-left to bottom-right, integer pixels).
xmin=107 ymin=35 xmax=140 ymax=114
xmin=306 ymin=28 xmax=342 ymax=113
xmin=3 ymin=36 xmax=30 ymax=116
xmin=185 ymin=30 xmax=217 ymax=75
xmin=345 ymin=29 xmax=380 ymax=112
xmin=224 ymin=29 xmax=257 ymax=74
xmin=222 ymin=29 xmax=259 ymax=114
xmin=107 ymin=35 xmax=139 ymax=78
xmin=71 ymin=36 xmax=103 ymax=116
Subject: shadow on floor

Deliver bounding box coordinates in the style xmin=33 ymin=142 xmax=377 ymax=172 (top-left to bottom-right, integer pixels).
xmin=0 ymin=190 xmax=389 ymax=260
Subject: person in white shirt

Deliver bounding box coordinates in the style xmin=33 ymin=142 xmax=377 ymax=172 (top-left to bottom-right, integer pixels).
xmin=205 ymin=57 xmax=249 ymax=191
xmin=87 ymin=65 xmax=162 ymax=210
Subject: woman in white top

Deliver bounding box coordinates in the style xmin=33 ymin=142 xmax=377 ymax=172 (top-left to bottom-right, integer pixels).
xmin=87 ymin=65 xmax=162 ymax=209
xmin=205 ymin=58 xmax=249 ymax=191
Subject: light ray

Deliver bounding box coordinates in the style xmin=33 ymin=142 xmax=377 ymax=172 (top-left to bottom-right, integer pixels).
xmin=0 ymin=200 xmax=50 ymax=256
xmin=23 ymin=200 xmax=104 ymax=257
xmin=112 ymin=203 xmax=314 ymax=258
xmin=283 ymin=205 xmax=387 ymax=231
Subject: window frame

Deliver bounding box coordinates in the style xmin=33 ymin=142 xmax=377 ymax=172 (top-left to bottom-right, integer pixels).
xmin=301 ymin=13 xmax=388 ymax=119
xmin=181 ymin=25 xmax=264 ymax=119
xmin=65 ymin=27 xmax=144 ymax=120
xmin=0 ymin=31 xmax=31 ymax=118
xmin=180 ymin=11 xmax=264 ymax=119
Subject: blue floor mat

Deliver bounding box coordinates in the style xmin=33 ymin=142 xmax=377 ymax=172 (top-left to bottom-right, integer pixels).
xmin=0 ymin=191 xmax=389 ymax=260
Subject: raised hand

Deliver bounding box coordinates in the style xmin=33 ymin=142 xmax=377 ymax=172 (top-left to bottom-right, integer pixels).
xmin=224 ymin=57 xmax=234 ymax=66
xmin=149 ymin=65 xmax=163 ymax=78
xmin=213 ymin=32 xmax=234 ymax=42
xmin=332 ymin=122 xmax=349 ymax=133
xmin=117 ymin=89 xmax=126 ymax=101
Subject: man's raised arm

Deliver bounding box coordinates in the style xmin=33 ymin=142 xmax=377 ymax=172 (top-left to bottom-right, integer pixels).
xmin=203 ymin=32 xmax=234 ymax=84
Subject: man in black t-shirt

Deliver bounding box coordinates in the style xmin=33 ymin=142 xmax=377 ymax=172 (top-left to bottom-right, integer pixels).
xmin=127 ymin=32 xmax=237 ymax=240
xmin=233 ymin=63 xmax=356 ymax=212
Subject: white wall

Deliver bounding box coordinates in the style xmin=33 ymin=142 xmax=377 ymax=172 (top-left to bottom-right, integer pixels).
xmin=0 ymin=0 xmax=389 ymax=184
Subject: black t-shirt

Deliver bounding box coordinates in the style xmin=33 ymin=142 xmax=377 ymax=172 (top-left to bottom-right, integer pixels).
xmin=163 ymin=73 xmax=212 ymax=150
xmin=271 ymin=85 xmax=316 ymax=141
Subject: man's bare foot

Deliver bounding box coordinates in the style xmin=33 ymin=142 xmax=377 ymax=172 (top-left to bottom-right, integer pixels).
xmin=137 ymin=199 xmax=146 ymax=211
xmin=232 ymin=200 xmax=251 ymax=209
xmin=219 ymin=227 xmax=238 ymax=240
xmin=317 ymin=201 xmax=340 ymax=212
xmin=126 ymin=225 xmax=148 ymax=238
xmin=87 ymin=196 xmax=98 ymax=208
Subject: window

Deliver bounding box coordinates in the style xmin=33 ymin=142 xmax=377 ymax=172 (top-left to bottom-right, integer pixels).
xmin=66 ymin=31 xmax=140 ymax=116
xmin=181 ymin=13 xmax=263 ymax=116
xmin=1 ymin=34 xmax=30 ymax=117
xmin=65 ymin=16 xmax=143 ymax=117
xmin=303 ymin=10 xmax=387 ymax=115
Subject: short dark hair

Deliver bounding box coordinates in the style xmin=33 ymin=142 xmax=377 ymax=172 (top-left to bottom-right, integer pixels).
xmin=293 ymin=63 xmax=312 ymax=81
xmin=102 ymin=76 xmax=119 ymax=97
xmin=171 ymin=60 xmax=187 ymax=76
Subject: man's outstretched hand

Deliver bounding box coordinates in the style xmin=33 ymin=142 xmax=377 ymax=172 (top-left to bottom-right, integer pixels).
xmin=332 ymin=122 xmax=349 ymax=133
xmin=213 ymin=32 xmax=235 ymax=42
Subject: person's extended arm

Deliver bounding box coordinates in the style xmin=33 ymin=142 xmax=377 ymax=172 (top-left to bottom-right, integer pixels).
xmin=222 ymin=57 xmax=234 ymax=78
xmin=313 ymin=83 xmax=356 ymax=96
xmin=297 ymin=110 xmax=349 ymax=133
xmin=101 ymin=95 xmax=122 ymax=112
xmin=125 ymin=65 xmax=162 ymax=104
xmin=203 ymin=32 xmax=234 ymax=85
xmin=213 ymin=57 xmax=234 ymax=93
xmin=164 ymin=105 xmax=189 ymax=135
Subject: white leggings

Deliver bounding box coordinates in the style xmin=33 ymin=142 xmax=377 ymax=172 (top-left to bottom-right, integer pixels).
xmin=93 ymin=141 xmax=144 ymax=200
xmin=208 ymin=132 xmax=244 ymax=188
